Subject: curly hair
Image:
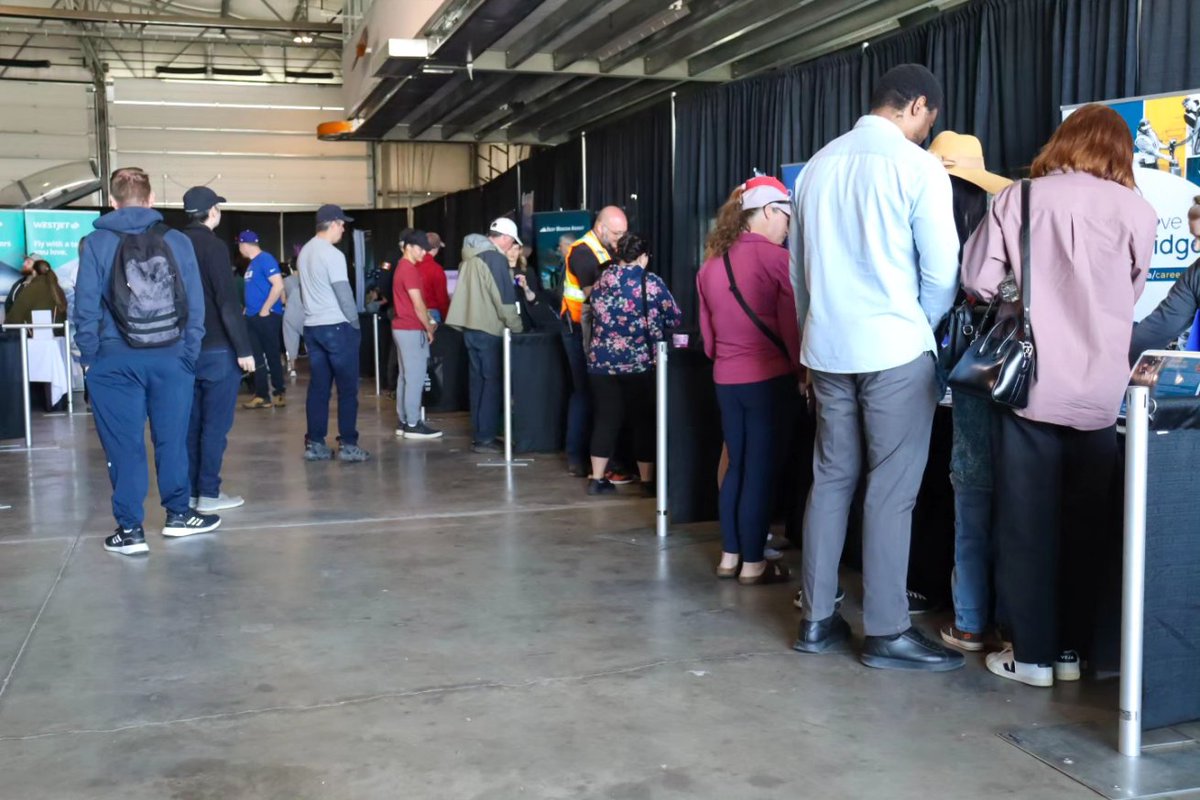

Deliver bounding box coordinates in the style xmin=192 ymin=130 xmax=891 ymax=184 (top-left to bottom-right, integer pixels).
xmin=704 ymin=186 xmax=757 ymax=260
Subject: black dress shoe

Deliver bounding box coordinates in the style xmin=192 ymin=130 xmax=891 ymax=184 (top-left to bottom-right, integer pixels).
xmin=861 ymin=626 xmax=965 ymax=672
xmin=792 ymin=613 xmax=851 ymax=654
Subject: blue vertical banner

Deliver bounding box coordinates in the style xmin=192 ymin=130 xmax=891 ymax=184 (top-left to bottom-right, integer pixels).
xmin=0 ymin=209 xmax=27 ymax=298
xmin=533 ymin=210 xmax=592 ymax=292
xmin=23 ymin=209 xmax=99 ymax=298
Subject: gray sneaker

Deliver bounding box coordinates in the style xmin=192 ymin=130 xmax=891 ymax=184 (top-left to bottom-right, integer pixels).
xmin=196 ymin=492 xmax=245 ymax=513
xmin=304 ymin=440 xmax=334 ymax=461
xmin=338 ymin=443 xmax=371 ymax=462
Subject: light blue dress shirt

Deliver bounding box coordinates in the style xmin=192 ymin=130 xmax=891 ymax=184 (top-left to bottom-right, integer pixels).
xmin=789 ymin=115 xmax=960 ymax=375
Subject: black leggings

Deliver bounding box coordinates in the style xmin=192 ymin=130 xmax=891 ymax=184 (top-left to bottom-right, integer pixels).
xmin=589 ymin=372 xmax=655 ymax=463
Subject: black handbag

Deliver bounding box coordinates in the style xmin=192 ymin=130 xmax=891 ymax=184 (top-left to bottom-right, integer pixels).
xmin=948 ymin=179 xmax=1037 ymax=409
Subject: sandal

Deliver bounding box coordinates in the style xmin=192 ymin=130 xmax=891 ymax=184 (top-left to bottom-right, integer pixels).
xmin=716 ymin=560 xmax=742 ymax=579
xmin=738 ymin=561 xmax=791 ymax=586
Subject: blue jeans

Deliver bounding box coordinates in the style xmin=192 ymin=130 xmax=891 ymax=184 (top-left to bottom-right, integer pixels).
xmin=715 ymin=376 xmax=790 ymax=563
xmin=87 ymin=350 xmax=195 ymax=527
xmin=187 ymin=348 xmax=241 ymax=499
xmin=304 ymin=322 xmax=360 ymax=446
xmin=464 ymin=329 xmax=502 ymax=445
xmin=950 ymin=392 xmax=998 ymax=634
xmin=561 ymin=328 xmax=591 ymax=467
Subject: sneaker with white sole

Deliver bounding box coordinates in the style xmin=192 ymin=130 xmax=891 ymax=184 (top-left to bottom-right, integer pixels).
xmin=940 ymin=624 xmax=986 ymax=652
xmin=338 ymin=443 xmax=371 ymax=462
xmin=402 ymin=422 xmax=443 ymax=440
xmin=104 ymin=526 xmax=149 ymax=556
xmin=1055 ymin=650 xmax=1082 ymax=682
xmin=986 ymin=649 xmax=1053 ymax=687
xmin=907 ymin=589 xmax=939 ymax=614
xmin=162 ymin=510 xmax=221 ymax=538
xmin=196 ymin=492 xmax=245 ymax=513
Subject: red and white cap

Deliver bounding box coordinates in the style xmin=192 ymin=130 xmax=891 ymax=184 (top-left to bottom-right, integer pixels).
xmin=740 ymin=175 xmax=791 ymax=212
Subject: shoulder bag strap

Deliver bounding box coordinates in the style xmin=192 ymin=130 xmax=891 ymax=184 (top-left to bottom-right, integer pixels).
xmin=1020 ymin=179 xmax=1032 ymax=342
xmin=723 ymin=250 xmax=790 ymax=360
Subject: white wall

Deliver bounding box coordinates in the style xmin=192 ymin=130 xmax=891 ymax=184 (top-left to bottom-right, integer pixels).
xmin=109 ymin=79 xmax=372 ymax=210
xmin=374 ymin=141 xmax=473 ymax=208
xmin=0 ymin=81 xmax=94 ymax=192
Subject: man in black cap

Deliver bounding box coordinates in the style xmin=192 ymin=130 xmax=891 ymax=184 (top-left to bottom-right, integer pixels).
xmin=297 ymin=204 xmax=369 ymax=462
xmin=181 ymin=186 xmax=257 ymax=512
xmin=391 ymin=229 xmax=441 ymax=440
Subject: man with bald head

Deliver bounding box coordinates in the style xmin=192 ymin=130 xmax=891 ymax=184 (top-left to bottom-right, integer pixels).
xmin=560 ymin=206 xmax=627 ymax=477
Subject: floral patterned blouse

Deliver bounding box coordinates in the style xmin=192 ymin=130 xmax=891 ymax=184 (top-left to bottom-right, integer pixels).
xmin=587 ymin=264 xmax=682 ymax=375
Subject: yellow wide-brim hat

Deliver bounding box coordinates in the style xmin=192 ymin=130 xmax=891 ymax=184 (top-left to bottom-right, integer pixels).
xmin=929 ymin=131 xmax=1013 ymax=195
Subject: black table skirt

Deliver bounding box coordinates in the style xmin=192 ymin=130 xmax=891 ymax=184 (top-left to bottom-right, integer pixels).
xmin=511 ymin=331 xmax=568 ymax=454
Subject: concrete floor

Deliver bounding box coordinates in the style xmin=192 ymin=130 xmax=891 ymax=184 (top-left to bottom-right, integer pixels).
xmin=0 ymin=381 xmax=1117 ymax=799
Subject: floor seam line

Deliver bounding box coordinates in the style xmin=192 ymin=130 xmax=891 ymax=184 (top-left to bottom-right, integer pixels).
xmin=0 ymin=534 xmax=81 ymax=709
xmin=0 ymin=649 xmax=788 ymax=742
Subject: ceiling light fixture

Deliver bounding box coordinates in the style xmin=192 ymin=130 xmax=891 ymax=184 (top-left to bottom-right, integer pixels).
xmin=293 ymin=33 xmax=314 ymax=44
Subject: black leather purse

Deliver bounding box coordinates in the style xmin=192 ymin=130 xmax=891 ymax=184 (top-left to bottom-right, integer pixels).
xmin=948 ymin=179 xmax=1037 ymax=409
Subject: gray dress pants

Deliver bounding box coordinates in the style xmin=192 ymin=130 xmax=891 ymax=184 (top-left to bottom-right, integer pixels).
xmin=392 ymin=329 xmax=429 ymax=426
xmin=801 ymin=353 xmax=939 ymax=637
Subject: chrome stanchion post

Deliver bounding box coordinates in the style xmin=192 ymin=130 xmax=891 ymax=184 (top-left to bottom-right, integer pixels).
xmin=19 ymin=327 xmax=31 ymax=449
xmin=504 ymin=327 xmax=513 ymax=464
xmin=655 ymin=341 xmax=668 ymax=538
xmin=373 ymin=313 xmax=381 ymax=396
xmin=1120 ymin=385 xmax=1150 ymax=757
xmin=63 ymin=320 xmax=73 ymax=414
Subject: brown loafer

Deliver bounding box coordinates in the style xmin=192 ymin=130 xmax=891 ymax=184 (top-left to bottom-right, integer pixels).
xmin=716 ymin=561 xmax=741 ymax=580
xmin=738 ymin=561 xmax=791 ymax=586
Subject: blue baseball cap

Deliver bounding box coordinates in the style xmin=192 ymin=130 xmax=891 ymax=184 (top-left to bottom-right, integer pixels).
xmin=237 ymin=230 xmax=260 ymax=244
xmin=316 ymin=204 xmax=354 ymax=224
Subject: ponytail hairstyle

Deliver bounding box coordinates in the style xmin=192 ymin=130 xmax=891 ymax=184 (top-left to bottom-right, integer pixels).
xmin=704 ymin=186 xmax=757 ymax=260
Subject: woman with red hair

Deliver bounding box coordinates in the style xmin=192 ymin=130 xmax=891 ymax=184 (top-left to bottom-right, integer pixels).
xmin=961 ymin=104 xmax=1156 ymax=687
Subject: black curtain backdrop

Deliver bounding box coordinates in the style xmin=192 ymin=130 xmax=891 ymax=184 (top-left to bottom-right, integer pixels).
xmin=528 ymin=138 xmax=583 ymax=212
xmin=584 ymin=101 xmax=676 ymax=304
xmin=1139 ymin=0 xmax=1200 ymax=94
xmin=671 ymin=0 xmax=1137 ymax=319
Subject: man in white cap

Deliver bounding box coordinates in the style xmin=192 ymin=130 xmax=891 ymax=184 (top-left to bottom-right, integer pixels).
xmin=445 ymin=217 xmax=525 ymax=453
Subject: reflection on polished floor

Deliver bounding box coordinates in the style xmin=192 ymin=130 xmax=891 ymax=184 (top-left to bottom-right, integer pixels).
xmin=0 ymin=385 xmax=1107 ymax=799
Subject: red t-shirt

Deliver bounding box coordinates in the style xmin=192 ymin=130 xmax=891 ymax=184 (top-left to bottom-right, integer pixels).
xmin=417 ymin=254 xmax=450 ymax=320
xmin=391 ymin=259 xmax=426 ymax=331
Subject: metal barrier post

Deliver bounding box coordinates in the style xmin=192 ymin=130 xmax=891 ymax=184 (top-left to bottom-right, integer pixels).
xmin=19 ymin=327 xmax=31 ymax=449
xmin=504 ymin=327 xmax=513 ymax=464
xmin=63 ymin=319 xmax=73 ymax=414
xmin=655 ymin=341 xmax=668 ymax=538
xmin=373 ymin=313 xmax=381 ymax=396
xmin=1120 ymin=385 xmax=1150 ymax=757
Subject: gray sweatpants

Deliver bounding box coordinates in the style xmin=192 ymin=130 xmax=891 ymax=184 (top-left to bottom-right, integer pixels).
xmin=801 ymin=353 xmax=939 ymax=637
xmin=393 ymin=329 xmax=428 ymax=426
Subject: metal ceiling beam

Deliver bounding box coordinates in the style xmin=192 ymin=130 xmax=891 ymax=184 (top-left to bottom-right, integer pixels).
xmin=538 ymin=80 xmax=680 ymax=139
xmin=504 ymin=0 xmax=594 ymax=69
xmin=470 ymin=49 xmax=728 ymax=82
xmin=495 ymin=75 xmax=600 ymax=136
xmin=730 ymin=0 xmax=938 ymax=78
xmin=0 ymin=21 xmax=332 ymax=45
xmin=0 ymin=4 xmax=340 ymax=32
xmin=550 ymin=0 xmax=645 ymax=71
xmin=377 ymin=123 xmax=561 ymax=145
xmin=405 ymin=75 xmax=496 ymax=139
xmin=506 ymin=77 xmax=631 ymax=137
xmin=642 ymin=0 xmax=790 ymax=75
xmin=687 ymin=0 xmax=883 ymax=77
xmin=469 ymin=73 xmax=573 ymax=139
xmin=437 ymin=75 xmax=518 ymax=137
xmin=596 ymin=0 xmax=755 ymax=73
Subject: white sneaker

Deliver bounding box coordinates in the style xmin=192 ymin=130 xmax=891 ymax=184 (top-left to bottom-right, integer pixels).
xmin=395 ymin=427 xmax=406 ymax=438
xmin=1055 ymin=650 xmax=1081 ymax=682
xmin=196 ymin=493 xmax=245 ymax=513
xmin=987 ymin=649 xmax=1053 ymax=687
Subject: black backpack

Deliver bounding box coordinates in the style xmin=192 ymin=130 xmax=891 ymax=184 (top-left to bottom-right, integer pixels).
xmin=106 ymin=223 xmax=188 ymax=348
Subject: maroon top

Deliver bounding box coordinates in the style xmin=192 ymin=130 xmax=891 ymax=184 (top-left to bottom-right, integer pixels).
xmin=697 ymin=232 xmax=800 ymax=385
xmin=962 ymin=171 xmax=1155 ymax=430
xmin=391 ymin=259 xmax=426 ymax=331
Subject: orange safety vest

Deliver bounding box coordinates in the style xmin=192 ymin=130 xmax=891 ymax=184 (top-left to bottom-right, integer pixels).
xmin=560 ymin=230 xmax=611 ymax=323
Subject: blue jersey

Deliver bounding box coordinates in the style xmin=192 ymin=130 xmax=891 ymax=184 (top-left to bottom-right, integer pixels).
xmin=244 ymin=251 xmax=282 ymax=315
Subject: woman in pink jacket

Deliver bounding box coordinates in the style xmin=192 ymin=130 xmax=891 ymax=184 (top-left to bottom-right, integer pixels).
xmin=697 ymin=176 xmax=800 ymax=585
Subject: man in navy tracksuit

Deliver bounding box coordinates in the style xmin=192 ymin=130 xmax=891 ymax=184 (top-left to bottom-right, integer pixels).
xmin=73 ymin=167 xmax=219 ymax=555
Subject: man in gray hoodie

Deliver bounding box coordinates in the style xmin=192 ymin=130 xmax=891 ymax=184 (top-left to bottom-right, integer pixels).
xmin=445 ymin=218 xmax=524 ymax=454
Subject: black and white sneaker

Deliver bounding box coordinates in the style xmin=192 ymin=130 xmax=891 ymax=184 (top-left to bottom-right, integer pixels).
xmin=793 ymin=585 xmax=847 ymax=610
xmin=907 ymin=589 xmax=939 ymax=614
xmin=162 ymin=510 xmax=221 ymax=538
xmin=104 ymin=526 xmax=149 ymax=556
xmin=403 ymin=422 xmax=444 ymax=440
xmin=1055 ymin=650 xmax=1082 ymax=682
